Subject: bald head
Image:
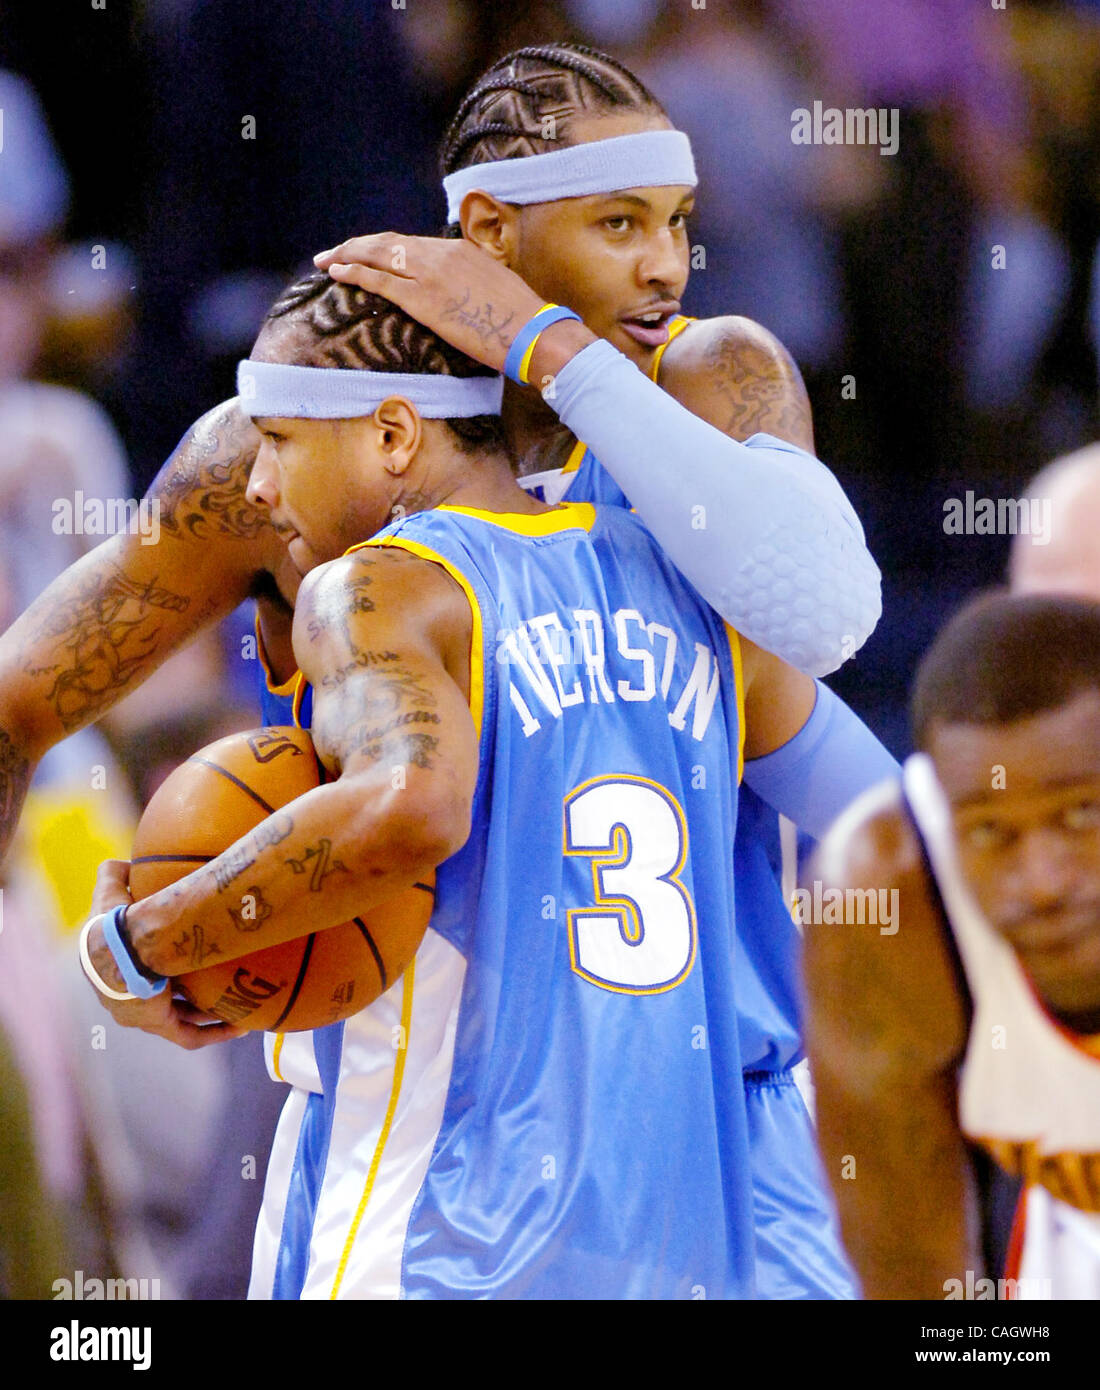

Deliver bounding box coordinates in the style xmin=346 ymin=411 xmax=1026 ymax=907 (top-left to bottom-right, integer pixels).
xmin=1010 ymin=443 xmax=1100 ymax=601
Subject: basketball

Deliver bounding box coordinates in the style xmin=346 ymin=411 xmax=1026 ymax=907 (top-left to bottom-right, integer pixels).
xmin=127 ymin=725 xmax=433 ymax=1032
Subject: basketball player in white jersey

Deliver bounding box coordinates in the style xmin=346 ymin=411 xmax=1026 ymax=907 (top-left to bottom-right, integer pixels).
xmin=802 ymin=592 xmax=1100 ymax=1299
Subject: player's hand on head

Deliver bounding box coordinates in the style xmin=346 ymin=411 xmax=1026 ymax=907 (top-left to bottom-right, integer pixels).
xmin=314 ymin=233 xmax=547 ymax=372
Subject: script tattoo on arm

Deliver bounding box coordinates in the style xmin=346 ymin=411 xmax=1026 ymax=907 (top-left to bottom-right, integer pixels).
xmin=347 ymin=669 xmax=442 ymax=769
xmin=212 ymin=813 xmax=294 ymax=893
xmin=156 ymin=405 xmax=268 ymax=541
xmin=304 ymin=548 xmax=463 ymax=781
xmin=440 ymin=289 xmax=516 ymax=349
xmin=24 ymin=566 xmax=191 ymax=731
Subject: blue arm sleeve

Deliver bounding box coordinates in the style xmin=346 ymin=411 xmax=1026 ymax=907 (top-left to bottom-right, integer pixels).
xmin=547 ymin=339 xmax=882 ymax=677
xmin=741 ymin=681 xmax=900 ymax=841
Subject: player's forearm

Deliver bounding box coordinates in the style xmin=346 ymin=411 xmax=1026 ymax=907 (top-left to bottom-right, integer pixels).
xmin=0 ymin=704 xmax=35 ymax=867
xmin=116 ymin=774 xmax=464 ymax=983
xmin=0 ymin=400 xmax=264 ymax=740
xmin=814 ymin=1069 xmax=982 ymax=1299
xmin=534 ymin=336 xmax=882 ymax=676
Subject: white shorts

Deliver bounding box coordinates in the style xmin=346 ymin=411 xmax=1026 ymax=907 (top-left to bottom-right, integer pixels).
xmin=248 ymin=929 xmax=467 ymax=1300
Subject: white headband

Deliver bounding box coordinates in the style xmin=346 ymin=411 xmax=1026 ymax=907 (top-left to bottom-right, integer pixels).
xmin=237 ymin=360 xmax=504 ymax=419
xmin=442 ymin=129 xmax=697 ymax=224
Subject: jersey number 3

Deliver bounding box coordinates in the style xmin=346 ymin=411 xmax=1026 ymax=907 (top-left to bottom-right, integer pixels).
xmin=563 ymin=775 xmax=698 ymax=995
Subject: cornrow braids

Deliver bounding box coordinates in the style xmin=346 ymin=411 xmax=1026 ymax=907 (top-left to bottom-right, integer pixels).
xmin=262 ymin=269 xmax=509 ymax=456
xmin=439 ymin=41 xmax=664 ymax=181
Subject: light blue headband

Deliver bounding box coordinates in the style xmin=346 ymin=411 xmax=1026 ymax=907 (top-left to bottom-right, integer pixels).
xmin=442 ymin=129 xmax=697 ymax=223
xmin=237 ymin=360 xmax=504 ymax=419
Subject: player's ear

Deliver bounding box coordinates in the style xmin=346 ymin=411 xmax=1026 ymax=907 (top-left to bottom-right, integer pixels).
xmin=459 ymin=191 xmax=517 ymax=263
xmin=373 ymin=397 xmax=421 ymax=476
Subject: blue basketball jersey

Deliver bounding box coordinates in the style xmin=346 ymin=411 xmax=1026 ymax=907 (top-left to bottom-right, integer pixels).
xmin=265 ymin=500 xmax=761 ymax=1299
xmin=383 ymin=501 xmax=752 ymax=1297
xmin=256 ymin=614 xmax=313 ymax=729
xmin=535 ymin=424 xmax=806 ymax=1073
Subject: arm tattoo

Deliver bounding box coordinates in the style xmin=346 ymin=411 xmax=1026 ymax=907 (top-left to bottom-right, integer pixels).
xmin=706 ymin=335 xmax=812 ymax=446
xmin=284 ymin=838 xmax=350 ymax=892
xmin=212 ymin=813 xmax=294 ymax=893
xmin=440 ymin=289 xmax=516 ymax=348
xmin=226 ymin=885 xmax=274 ymax=931
xmin=157 ymin=409 xmax=268 ymax=541
xmin=320 ymin=650 xmax=401 ymax=689
xmin=389 ymin=732 xmax=439 ymax=770
xmin=25 ymin=566 xmax=192 ymax=730
xmin=0 ymin=728 xmax=31 ymax=860
xmin=345 ymin=572 xmax=376 ymax=616
xmin=172 ymin=924 xmax=223 ymax=968
xmin=314 ymin=662 xmax=443 ymax=773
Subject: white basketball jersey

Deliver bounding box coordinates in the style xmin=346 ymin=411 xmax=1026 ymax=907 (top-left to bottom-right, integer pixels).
xmin=902 ymin=752 xmax=1100 ymax=1298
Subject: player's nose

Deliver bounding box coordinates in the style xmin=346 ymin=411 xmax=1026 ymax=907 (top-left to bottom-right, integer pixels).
xmin=1011 ymin=826 xmax=1077 ymax=912
xmin=246 ymin=443 xmax=279 ymax=511
xmin=635 ymin=228 xmax=687 ymax=293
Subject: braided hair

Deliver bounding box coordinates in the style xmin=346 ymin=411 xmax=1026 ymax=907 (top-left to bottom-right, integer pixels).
xmin=439 ymin=42 xmax=665 ymax=230
xmin=262 ymin=269 xmax=508 ymax=456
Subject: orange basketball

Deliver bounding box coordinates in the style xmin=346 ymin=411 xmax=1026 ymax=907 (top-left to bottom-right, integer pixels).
xmin=128 ymin=726 xmax=433 ymax=1032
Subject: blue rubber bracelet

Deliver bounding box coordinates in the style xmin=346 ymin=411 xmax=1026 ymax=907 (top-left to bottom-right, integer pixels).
xmin=100 ymin=904 xmax=168 ymax=999
xmin=503 ymin=304 xmax=582 ymax=385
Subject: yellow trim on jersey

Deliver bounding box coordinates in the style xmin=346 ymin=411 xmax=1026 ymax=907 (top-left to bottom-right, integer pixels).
xmin=269 ymin=681 xmax=311 ymax=1061
xmin=270 ymin=1033 xmax=287 ymax=1083
xmin=435 ymin=501 xmax=595 ymax=537
xmin=648 ymin=313 xmax=695 ymax=384
xmin=254 ymin=611 xmax=298 ymax=698
xmin=329 ymin=960 xmax=416 ymax=1299
xmin=358 ymin=535 xmax=485 ymax=740
xmin=726 ymin=625 xmax=746 ymax=785
xmin=291 ymin=671 xmax=309 ymax=729
xmin=561 ymin=439 xmax=587 ymax=475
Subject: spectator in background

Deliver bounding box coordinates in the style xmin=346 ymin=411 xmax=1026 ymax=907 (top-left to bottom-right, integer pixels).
xmin=774 ymin=0 xmax=1027 ymax=490
xmin=126 ymin=0 xmax=445 ymax=486
xmin=0 ymin=65 xmax=278 ymax=1300
xmin=1011 ymin=443 xmax=1100 ymax=600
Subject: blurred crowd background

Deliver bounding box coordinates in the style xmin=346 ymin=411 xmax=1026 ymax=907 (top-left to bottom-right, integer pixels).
xmin=1 ymin=0 xmax=1099 ymax=1299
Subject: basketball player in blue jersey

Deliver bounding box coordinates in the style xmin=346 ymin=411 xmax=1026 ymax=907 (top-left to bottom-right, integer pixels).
xmin=804 ymin=593 xmax=1100 ymax=1299
xmin=3 ymin=44 xmax=886 ymax=1295
xmin=0 ymin=43 xmax=878 ymax=878
xmin=79 ymin=271 xmax=897 ymax=1298
xmin=283 ymin=54 xmax=894 ymax=1295
xmin=315 ymin=196 xmax=896 ymax=1293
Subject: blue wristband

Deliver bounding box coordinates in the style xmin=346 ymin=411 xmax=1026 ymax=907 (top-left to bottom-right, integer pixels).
xmin=503 ymin=304 xmax=582 ymax=385
xmin=100 ymin=904 xmax=168 ymax=999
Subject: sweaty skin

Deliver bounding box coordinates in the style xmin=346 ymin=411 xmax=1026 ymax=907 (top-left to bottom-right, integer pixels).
xmin=803 ymin=780 xmax=982 ymax=1299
